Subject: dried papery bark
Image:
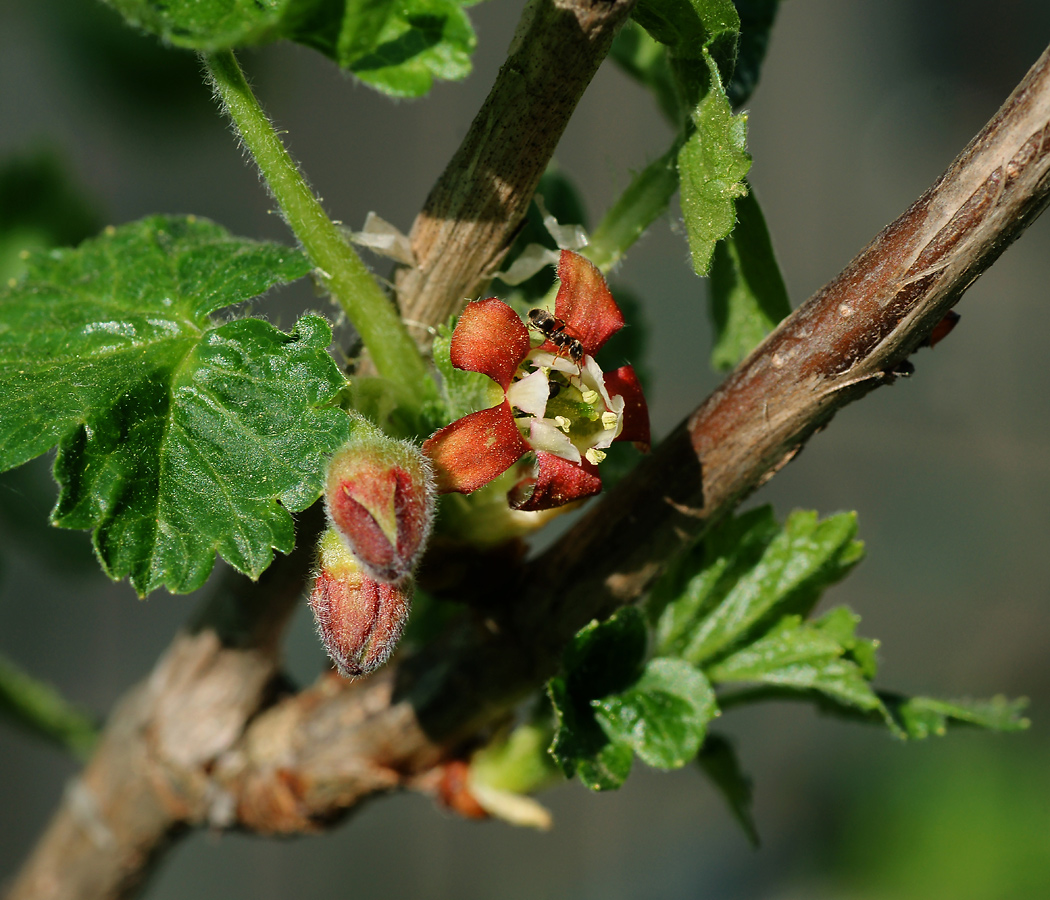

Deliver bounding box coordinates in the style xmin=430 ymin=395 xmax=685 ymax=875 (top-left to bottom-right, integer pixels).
xmin=394 ymin=0 xmax=639 ymax=340
xmin=9 ymin=36 xmax=1050 ymax=900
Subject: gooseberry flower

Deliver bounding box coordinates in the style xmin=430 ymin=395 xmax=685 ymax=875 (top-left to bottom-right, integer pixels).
xmin=324 ymin=422 xmax=435 ymax=584
xmin=309 ymin=528 xmax=412 ymax=678
xmin=423 ymin=251 xmax=650 ymax=511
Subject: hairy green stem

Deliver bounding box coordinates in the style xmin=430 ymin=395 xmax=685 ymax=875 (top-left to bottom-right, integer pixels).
xmin=203 ymin=50 xmax=429 ymax=401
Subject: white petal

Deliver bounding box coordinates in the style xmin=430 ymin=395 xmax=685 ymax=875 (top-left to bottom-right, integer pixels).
xmin=506 ymin=368 xmax=549 ymax=418
xmin=529 ymin=350 xmax=580 ymax=376
xmin=495 ymin=244 xmax=560 ymax=285
xmin=348 ymin=212 xmax=416 ymax=266
xmin=529 ymin=419 xmax=582 ymax=463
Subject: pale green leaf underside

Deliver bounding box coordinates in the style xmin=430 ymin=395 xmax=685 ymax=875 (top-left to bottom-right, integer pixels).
xmin=0 ymin=216 xmax=352 ymax=595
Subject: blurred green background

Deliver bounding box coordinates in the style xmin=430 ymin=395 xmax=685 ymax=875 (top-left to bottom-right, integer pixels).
xmin=2 ymin=1 xmax=1050 ymax=897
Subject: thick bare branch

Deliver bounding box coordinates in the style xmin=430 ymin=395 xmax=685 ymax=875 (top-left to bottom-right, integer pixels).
xmin=5 ymin=515 xmax=319 ymax=900
xmin=394 ymin=0 xmax=638 ymax=339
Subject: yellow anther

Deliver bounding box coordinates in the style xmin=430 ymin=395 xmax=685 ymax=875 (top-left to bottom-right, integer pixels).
xmin=585 ymin=448 xmax=607 ymax=465
xmin=581 ymin=389 xmax=599 ymax=405
xmin=554 ymin=415 xmax=572 ymax=433
xmin=601 ymin=411 xmax=618 ymax=430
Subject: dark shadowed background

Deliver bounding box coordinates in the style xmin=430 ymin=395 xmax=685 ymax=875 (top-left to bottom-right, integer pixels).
xmin=2 ymin=1 xmax=1050 ymax=898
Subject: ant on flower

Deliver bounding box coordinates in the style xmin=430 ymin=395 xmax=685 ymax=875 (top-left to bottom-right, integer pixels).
xmin=527 ymin=308 xmax=585 ymax=365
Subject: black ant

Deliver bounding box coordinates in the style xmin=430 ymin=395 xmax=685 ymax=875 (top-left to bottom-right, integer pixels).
xmin=527 ymin=308 xmax=584 ymax=365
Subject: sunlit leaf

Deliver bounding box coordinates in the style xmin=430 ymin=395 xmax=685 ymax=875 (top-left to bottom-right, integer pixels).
xmin=0 ymin=216 xmax=351 ymax=595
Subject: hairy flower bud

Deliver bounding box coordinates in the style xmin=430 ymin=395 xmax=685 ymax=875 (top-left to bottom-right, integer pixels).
xmin=309 ymin=528 xmax=412 ymax=678
xmin=324 ymin=422 xmax=435 ymax=583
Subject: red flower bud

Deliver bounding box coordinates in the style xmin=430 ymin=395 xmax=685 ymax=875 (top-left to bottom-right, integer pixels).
xmin=309 ymin=529 xmax=412 ymax=678
xmin=325 ymin=424 xmax=435 ymax=583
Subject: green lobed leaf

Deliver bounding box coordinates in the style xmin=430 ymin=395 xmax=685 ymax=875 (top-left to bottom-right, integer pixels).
xmin=653 ymin=507 xmax=864 ymax=667
xmin=101 ymin=0 xmax=287 ymax=51
xmin=593 ymin=657 xmax=717 ymax=770
xmin=708 ymin=185 xmax=790 ymax=370
xmin=886 ymin=694 xmax=1030 ymax=740
xmin=0 ymin=653 xmax=98 ymax=759
xmin=696 ymin=732 xmax=759 ymax=846
xmin=706 ymin=612 xmax=891 ymax=724
xmin=0 ymin=215 xmax=353 ymax=595
xmin=104 ymin=0 xmax=478 ymax=99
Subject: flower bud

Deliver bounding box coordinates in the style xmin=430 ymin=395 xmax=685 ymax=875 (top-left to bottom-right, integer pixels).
xmin=309 ymin=529 xmax=412 ymax=678
xmin=325 ymin=423 xmax=435 ymax=583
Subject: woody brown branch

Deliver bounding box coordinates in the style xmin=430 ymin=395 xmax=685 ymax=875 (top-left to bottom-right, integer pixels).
xmin=10 ymin=35 xmax=1050 ymax=900
xmin=394 ymin=0 xmax=639 ymax=341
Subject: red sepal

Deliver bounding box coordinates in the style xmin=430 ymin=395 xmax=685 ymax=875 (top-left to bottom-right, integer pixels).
xmin=509 ymin=451 xmax=602 ymax=511
xmin=604 ymin=365 xmax=651 ymax=451
xmin=422 ymin=401 xmax=531 ymax=494
xmin=552 ymin=250 xmax=625 ymax=356
xmin=450 ymin=298 xmax=532 ymax=389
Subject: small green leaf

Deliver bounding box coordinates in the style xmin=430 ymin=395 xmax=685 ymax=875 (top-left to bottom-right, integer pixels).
xmin=594 ymin=658 xmax=717 ymax=769
xmin=706 ymin=613 xmax=890 ymax=723
xmin=547 ymin=608 xmax=649 ymax=791
xmin=628 ymin=0 xmax=750 ymax=275
xmin=887 ymin=695 xmax=1031 ymax=740
xmin=654 ymin=507 xmax=864 ymax=667
xmin=650 ymin=504 xmax=780 ymax=647
xmin=696 ymin=733 xmax=759 ymax=846
xmin=548 ymin=676 xmax=634 ymax=791
xmin=677 ymin=52 xmax=751 ymax=276
xmin=564 ymin=607 xmax=649 ymax=700
xmin=340 ymin=0 xmax=477 ymax=98
xmin=632 ymin=0 xmax=740 ymax=74
xmin=0 ymin=653 xmax=98 ymax=759
xmin=0 ymin=216 xmax=352 ymax=595
xmin=709 ymin=186 xmax=790 ymax=370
